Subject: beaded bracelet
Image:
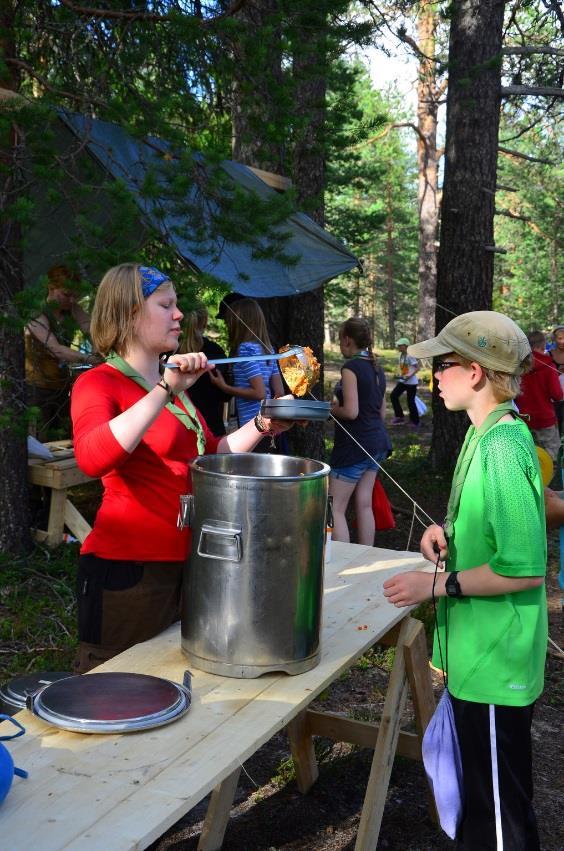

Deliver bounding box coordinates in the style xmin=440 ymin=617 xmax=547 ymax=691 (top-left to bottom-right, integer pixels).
xmin=254 ymin=412 xmax=272 ymax=434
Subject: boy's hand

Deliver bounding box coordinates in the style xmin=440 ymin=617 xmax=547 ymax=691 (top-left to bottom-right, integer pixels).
xmin=383 ymin=571 xmax=435 ymax=607
xmin=421 ymin=524 xmax=448 ymax=563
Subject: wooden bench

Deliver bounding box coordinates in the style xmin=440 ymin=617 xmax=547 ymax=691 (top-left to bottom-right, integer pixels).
xmin=0 ymin=542 xmax=436 ymax=850
xmin=27 ymin=439 xmax=95 ymax=547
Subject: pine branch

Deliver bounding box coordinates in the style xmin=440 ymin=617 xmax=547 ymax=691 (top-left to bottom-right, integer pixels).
xmin=498 ymin=146 xmax=556 ymax=165
xmin=4 ymin=58 xmax=108 ymax=107
xmin=501 ymin=46 xmax=564 ymax=56
xmin=501 ymin=84 xmax=564 ymax=97
xmin=495 ymin=208 xmax=532 ymax=222
xmin=56 ymin=0 xmax=247 ymax=26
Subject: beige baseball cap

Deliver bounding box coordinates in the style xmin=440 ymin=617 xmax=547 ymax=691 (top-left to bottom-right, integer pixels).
xmin=408 ymin=311 xmax=531 ymax=374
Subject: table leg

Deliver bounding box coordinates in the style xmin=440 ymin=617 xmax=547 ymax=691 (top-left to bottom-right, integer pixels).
xmin=354 ymin=617 xmax=413 ymax=851
xmin=403 ymin=617 xmax=438 ymax=824
xmin=45 ymin=488 xmax=67 ymax=548
xmin=197 ymin=767 xmax=242 ymax=851
xmin=287 ymin=709 xmax=319 ymax=793
xmin=64 ymin=498 xmax=93 ymax=543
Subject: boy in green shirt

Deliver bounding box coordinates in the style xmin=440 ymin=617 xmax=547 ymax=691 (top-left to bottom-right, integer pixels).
xmin=384 ymin=311 xmax=547 ymax=850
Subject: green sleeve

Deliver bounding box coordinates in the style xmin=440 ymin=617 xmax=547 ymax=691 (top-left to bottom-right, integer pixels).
xmin=480 ymin=427 xmax=546 ymax=577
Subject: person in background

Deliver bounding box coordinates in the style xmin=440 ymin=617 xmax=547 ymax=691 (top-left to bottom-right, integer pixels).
xmin=71 ymin=264 xmax=294 ymax=673
xmin=383 ymin=311 xmax=546 ymax=851
xmin=516 ymin=330 xmax=563 ymax=462
xmin=548 ymin=325 xmax=564 ymax=435
xmin=329 ymin=317 xmax=392 ymax=546
xmin=179 ymin=306 xmax=230 ymax=436
xmin=390 ymin=336 xmax=420 ymax=427
xmin=215 ymin=291 xmax=244 ymax=322
xmin=209 ymin=297 xmax=285 ymax=451
xmin=25 ymin=265 xmax=98 ymax=439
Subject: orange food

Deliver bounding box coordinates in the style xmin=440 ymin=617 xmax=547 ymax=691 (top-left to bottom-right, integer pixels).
xmin=278 ymin=345 xmax=320 ymax=397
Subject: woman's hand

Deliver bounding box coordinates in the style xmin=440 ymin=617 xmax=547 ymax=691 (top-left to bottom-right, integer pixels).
xmin=260 ymin=415 xmax=294 ymax=435
xmin=166 ymin=352 xmax=209 ymax=392
xmin=420 ymin=524 xmax=448 ymax=563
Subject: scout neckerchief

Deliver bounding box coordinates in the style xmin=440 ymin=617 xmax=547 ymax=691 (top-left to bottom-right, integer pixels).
xmin=443 ymin=401 xmax=517 ymax=540
xmin=106 ymin=352 xmax=207 ymax=456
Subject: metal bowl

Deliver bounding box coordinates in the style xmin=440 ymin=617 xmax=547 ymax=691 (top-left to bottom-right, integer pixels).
xmin=260 ymin=398 xmax=331 ymax=422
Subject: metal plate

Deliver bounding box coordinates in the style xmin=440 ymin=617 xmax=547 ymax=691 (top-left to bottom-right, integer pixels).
xmin=261 ymin=399 xmax=331 ymax=422
xmin=0 ymin=671 xmax=76 ymax=713
xmin=27 ymin=671 xmax=191 ymax=734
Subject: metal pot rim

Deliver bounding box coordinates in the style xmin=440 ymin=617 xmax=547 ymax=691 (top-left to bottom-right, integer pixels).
xmin=190 ymin=452 xmax=331 ymax=481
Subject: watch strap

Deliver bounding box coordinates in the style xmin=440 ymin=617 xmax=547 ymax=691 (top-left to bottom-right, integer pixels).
xmin=445 ymin=571 xmax=463 ymax=598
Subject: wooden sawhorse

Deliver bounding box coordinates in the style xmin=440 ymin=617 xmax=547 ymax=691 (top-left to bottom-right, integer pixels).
xmin=286 ymin=616 xmax=436 ymax=851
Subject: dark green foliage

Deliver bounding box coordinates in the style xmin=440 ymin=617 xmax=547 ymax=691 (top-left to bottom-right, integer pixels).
xmin=325 ymin=63 xmax=418 ymax=344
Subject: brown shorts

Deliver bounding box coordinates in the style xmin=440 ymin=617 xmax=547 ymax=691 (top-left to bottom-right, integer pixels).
xmin=75 ymin=555 xmax=183 ymax=673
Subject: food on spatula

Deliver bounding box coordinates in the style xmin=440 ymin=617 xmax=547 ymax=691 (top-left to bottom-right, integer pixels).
xmin=278 ymin=345 xmax=320 ymax=397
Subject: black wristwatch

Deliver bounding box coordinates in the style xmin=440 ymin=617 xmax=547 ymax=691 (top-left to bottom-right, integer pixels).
xmin=445 ymin=571 xmax=463 ymax=598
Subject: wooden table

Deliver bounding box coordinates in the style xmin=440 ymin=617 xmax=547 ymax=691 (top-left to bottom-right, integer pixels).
xmin=0 ymin=542 xmax=435 ymax=851
xmin=27 ymin=440 xmax=95 ymax=547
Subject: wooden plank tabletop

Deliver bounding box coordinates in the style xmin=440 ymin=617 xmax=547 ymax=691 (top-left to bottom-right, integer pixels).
xmin=0 ymin=542 xmax=428 ymax=851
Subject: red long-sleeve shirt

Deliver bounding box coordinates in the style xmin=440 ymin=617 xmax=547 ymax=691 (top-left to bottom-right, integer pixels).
xmin=71 ymin=364 xmax=220 ymax=561
xmin=516 ymin=350 xmax=563 ymax=430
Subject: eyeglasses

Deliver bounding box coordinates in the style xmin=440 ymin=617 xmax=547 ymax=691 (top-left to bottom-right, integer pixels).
xmin=434 ymin=360 xmax=461 ymax=373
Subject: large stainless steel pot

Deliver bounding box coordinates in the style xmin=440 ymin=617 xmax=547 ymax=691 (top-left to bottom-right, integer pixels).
xmin=179 ymin=453 xmax=330 ymax=678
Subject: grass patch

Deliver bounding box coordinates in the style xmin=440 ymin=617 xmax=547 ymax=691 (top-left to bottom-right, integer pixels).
xmin=0 ymin=543 xmax=79 ymax=679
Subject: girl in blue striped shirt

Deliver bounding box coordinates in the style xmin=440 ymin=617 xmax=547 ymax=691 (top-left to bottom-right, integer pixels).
xmin=210 ymin=298 xmax=284 ymax=429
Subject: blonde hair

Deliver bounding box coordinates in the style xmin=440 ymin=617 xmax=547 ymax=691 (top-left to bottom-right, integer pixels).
xmin=484 ymin=357 xmax=532 ymax=401
xmin=227 ymin=298 xmax=273 ymax=355
xmin=179 ymin=306 xmax=208 ymax=354
xmin=90 ymin=263 xmax=145 ymax=356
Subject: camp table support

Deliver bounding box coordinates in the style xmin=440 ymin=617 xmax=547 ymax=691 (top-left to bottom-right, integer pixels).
xmin=27 ymin=439 xmax=94 ymax=547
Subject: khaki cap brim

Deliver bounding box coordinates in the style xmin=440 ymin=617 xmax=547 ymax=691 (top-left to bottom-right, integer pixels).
xmin=407 ymin=338 xmax=453 ymax=359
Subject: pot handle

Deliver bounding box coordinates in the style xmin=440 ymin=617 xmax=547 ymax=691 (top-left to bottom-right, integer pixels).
xmin=178 ymin=494 xmax=194 ymax=529
xmin=197 ymin=522 xmax=243 ymax=562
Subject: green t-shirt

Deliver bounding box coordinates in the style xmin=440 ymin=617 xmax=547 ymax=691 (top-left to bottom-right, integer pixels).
xmin=434 ymin=419 xmax=547 ymax=706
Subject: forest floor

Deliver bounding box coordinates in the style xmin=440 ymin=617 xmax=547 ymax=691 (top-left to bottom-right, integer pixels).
xmin=1 ymin=353 xmax=562 ymax=850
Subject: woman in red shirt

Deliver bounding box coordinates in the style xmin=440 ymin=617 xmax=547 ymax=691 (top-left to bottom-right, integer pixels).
xmin=71 ymin=263 xmax=291 ymax=672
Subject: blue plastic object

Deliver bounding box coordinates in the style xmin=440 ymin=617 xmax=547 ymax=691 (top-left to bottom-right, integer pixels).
xmin=0 ymin=715 xmax=28 ymax=805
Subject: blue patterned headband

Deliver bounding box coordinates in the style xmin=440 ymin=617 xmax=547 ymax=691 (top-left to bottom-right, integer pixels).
xmin=139 ymin=266 xmax=171 ymax=298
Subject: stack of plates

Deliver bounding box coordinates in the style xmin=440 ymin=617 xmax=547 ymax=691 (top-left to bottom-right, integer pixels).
xmin=261 ymin=398 xmax=331 ymax=422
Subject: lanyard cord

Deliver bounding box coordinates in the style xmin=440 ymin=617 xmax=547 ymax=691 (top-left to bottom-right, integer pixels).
xmin=431 ymin=551 xmax=448 ymax=688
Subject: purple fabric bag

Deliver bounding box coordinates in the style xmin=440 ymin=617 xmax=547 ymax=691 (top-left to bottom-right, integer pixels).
xmin=422 ymin=689 xmax=463 ymax=839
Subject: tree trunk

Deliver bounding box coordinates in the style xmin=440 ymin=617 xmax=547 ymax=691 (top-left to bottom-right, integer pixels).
xmin=385 ymin=179 xmax=395 ymax=347
xmin=231 ymin=1 xmax=327 ymax=461
xmin=0 ymin=3 xmax=33 ymax=554
xmin=287 ymin=17 xmax=326 ymax=461
xmin=231 ymin=0 xmax=285 ymax=175
xmin=430 ymin=0 xmax=506 ymax=470
xmin=416 ymin=0 xmax=440 ymax=340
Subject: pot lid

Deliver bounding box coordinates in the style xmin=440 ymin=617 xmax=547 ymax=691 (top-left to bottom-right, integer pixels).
xmin=0 ymin=671 xmax=76 ymax=711
xmin=27 ymin=671 xmax=191 ymax=734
